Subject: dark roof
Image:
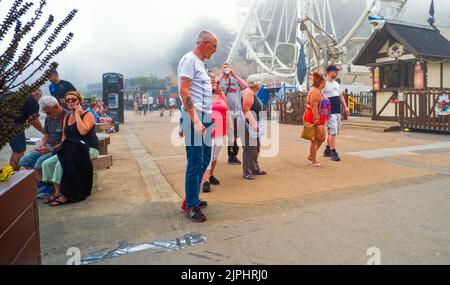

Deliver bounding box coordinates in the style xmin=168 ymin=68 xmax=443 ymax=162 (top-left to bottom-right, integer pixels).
xmin=353 ymin=21 xmax=450 ymax=65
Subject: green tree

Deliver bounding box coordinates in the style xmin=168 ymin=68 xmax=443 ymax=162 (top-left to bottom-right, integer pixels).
xmin=0 ymin=0 xmax=77 ymax=151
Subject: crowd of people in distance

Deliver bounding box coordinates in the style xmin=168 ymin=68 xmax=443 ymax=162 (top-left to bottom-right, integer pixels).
xmin=132 ymin=91 xmax=178 ymax=117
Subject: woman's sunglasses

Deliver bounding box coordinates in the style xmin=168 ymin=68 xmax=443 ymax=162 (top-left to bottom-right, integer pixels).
xmin=65 ymin=98 xmax=78 ymax=103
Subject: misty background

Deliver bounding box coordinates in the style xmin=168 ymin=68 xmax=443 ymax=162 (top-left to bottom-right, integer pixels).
xmin=1 ymin=0 xmax=449 ymax=90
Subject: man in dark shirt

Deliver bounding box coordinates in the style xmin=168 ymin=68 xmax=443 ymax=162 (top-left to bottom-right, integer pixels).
xmin=48 ymin=69 xmax=77 ymax=104
xmin=9 ymin=88 xmax=46 ymax=170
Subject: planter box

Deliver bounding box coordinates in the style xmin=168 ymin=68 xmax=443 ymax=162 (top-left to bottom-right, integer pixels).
xmin=0 ymin=170 xmax=41 ymax=265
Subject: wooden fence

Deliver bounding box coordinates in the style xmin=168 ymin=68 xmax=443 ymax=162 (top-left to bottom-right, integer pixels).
xmin=345 ymin=91 xmax=373 ymax=117
xmin=276 ymin=91 xmax=350 ymax=125
xmin=399 ymin=88 xmax=450 ymax=133
xmin=275 ymin=92 xmax=308 ymax=125
xmin=276 ymin=88 xmax=450 ymax=133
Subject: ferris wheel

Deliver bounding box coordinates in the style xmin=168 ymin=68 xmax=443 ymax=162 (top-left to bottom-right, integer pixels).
xmin=228 ymin=0 xmax=409 ymax=81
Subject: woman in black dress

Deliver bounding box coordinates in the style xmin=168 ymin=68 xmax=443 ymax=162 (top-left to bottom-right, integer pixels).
xmin=45 ymin=91 xmax=99 ymax=206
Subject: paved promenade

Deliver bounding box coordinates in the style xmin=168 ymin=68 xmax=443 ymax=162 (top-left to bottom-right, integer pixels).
xmin=1 ymin=111 xmax=448 ymax=264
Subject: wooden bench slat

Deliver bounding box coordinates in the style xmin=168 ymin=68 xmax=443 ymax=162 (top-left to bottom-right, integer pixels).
xmin=92 ymin=155 xmax=113 ymax=171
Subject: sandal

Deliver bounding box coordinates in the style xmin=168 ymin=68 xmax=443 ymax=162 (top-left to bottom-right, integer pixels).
xmin=44 ymin=194 xmax=61 ymax=205
xmin=311 ymin=162 xmax=322 ymax=168
xmin=49 ymin=196 xmax=72 ymax=207
xmin=253 ymin=170 xmax=267 ymax=176
xmin=243 ymin=174 xmax=256 ymax=180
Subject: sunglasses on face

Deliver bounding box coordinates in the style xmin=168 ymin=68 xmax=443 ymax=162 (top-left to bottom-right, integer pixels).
xmin=65 ymin=98 xmax=78 ymax=103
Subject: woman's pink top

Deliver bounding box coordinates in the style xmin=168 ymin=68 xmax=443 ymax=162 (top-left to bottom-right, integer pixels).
xmin=212 ymin=95 xmax=228 ymax=138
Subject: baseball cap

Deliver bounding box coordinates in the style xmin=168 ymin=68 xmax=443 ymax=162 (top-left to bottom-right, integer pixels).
xmin=326 ymin=65 xmax=340 ymax=73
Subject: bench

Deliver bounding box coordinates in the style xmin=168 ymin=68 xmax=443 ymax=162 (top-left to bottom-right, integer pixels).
xmin=90 ymin=134 xmax=113 ymax=191
xmin=95 ymin=123 xmax=113 ymax=133
xmin=26 ymin=138 xmax=42 ymax=146
xmin=97 ymin=133 xmax=110 ymax=156
xmin=92 ymin=154 xmax=113 ymax=192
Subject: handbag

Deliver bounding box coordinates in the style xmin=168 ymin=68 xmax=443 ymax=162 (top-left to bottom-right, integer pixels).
xmin=301 ymin=122 xmax=316 ymax=142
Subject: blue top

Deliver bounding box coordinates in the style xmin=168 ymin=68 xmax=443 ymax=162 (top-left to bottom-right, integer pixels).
xmin=49 ymin=80 xmax=77 ymax=101
xmin=86 ymin=108 xmax=100 ymax=123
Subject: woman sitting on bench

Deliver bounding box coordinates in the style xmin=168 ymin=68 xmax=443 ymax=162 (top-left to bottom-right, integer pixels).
xmin=95 ymin=98 xmax=113 ymax=124
xmin=42 ymin=91 xmax=100 ymax=206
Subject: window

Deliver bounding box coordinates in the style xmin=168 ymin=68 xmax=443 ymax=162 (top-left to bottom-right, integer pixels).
xmin=381 ymin=62 xmax=414 ymax=89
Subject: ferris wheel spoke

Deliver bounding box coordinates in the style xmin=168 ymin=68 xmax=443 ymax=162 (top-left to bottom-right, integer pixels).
xmin=228 ymin=0 xmax=408 ymax=81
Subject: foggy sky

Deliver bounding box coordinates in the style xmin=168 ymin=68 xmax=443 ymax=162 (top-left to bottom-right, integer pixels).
xmin=1 ymin=0 xmax=449 ymax=88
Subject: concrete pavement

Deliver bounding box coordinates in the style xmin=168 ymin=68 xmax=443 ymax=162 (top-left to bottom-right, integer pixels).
xmin=1 ymin=110 xmax=449 ymax=265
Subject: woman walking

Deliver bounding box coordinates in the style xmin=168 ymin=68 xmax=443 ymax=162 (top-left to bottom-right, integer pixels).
xmin=133 ymin=96 xmax=139 ymax=114
xmin=169 ymin=95 xmax=177 ymax=117
xmin=304 ymin=72 xmax=331 ymax=167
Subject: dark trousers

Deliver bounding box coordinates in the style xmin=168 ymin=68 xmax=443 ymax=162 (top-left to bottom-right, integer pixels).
xmin=243 ymin=127 xmax=260 ymax=176
xmin=227 ymin=117 xmax=240 ymax=158
xmin=181 ymin=111 xmax=213 ymax=209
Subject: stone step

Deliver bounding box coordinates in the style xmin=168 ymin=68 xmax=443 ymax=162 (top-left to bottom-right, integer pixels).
xmin=343 ymin=117 xmax=401 ymax=133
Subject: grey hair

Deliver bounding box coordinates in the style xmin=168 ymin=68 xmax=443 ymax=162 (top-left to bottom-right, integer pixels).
xmin=39 ymin=96 xmax=59 ymax=110
xmin=196 ymin=30 xmax=214 ymax=44
xmin=247 ymin=75 xmax=263 ymax=88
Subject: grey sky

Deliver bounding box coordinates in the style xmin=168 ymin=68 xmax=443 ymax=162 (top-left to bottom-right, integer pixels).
xmin=1 ymin=0 xmax=449 ymax=87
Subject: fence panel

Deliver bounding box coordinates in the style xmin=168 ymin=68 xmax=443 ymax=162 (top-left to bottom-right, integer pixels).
xmin=400 ymin=88 xmax=450 ymax=133
xmin=276 ymin=92 xmax=308 ymax=125
xmin=346 ymin=91 xmax=373 ymax=117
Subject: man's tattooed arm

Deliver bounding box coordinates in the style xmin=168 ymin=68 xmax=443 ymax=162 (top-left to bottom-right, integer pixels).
xmin=186 ymin=96 xmax=195 ymax=110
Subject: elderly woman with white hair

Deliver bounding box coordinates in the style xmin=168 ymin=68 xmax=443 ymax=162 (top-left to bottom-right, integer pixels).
xmin=19 ymin=95 xmax=69 ymax=198
xmin=242 ymin=76 xmax=267 ymax=180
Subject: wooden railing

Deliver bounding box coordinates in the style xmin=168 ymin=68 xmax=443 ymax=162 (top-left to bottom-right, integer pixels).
xmin=399 ymin=88 xmax=450 ymax=133
xmin=344 ymin=91 xmax=373 ymax=117
xmin=276 ymin=91 xmax=351 ymax=125
xmin=275 ymin=92 xmax=308 ymax=125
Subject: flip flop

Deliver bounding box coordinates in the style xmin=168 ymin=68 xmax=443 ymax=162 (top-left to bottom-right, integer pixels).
xmin=49 ymin=197 xmax=72 ymax=207
xmin=253 ymin=170 xmax=267 ymax=176
xmin=311 ymin=162 xmax=322 ymax=168
xmin=44 ymin=194 xmax=60 ymax=205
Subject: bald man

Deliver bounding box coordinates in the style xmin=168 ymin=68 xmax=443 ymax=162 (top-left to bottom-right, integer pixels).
xmin=178 ymin=30 xmax=218 ymax=223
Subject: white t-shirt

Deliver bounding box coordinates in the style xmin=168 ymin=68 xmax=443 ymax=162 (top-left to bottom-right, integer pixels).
xmin=142 ymin=97 xmax=148 ymax=104
xmin=169 ymin=98 xmax=176 ymax=107
xmin=323 ymin=80 xmax=340 ymax=98
xmin=148 ymin=97 xmax=154 ymax=105
xmin=177 ymin=51 xmax=213 ymax=114
xmin=323 ymin=80 xmax=342 ymax=115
